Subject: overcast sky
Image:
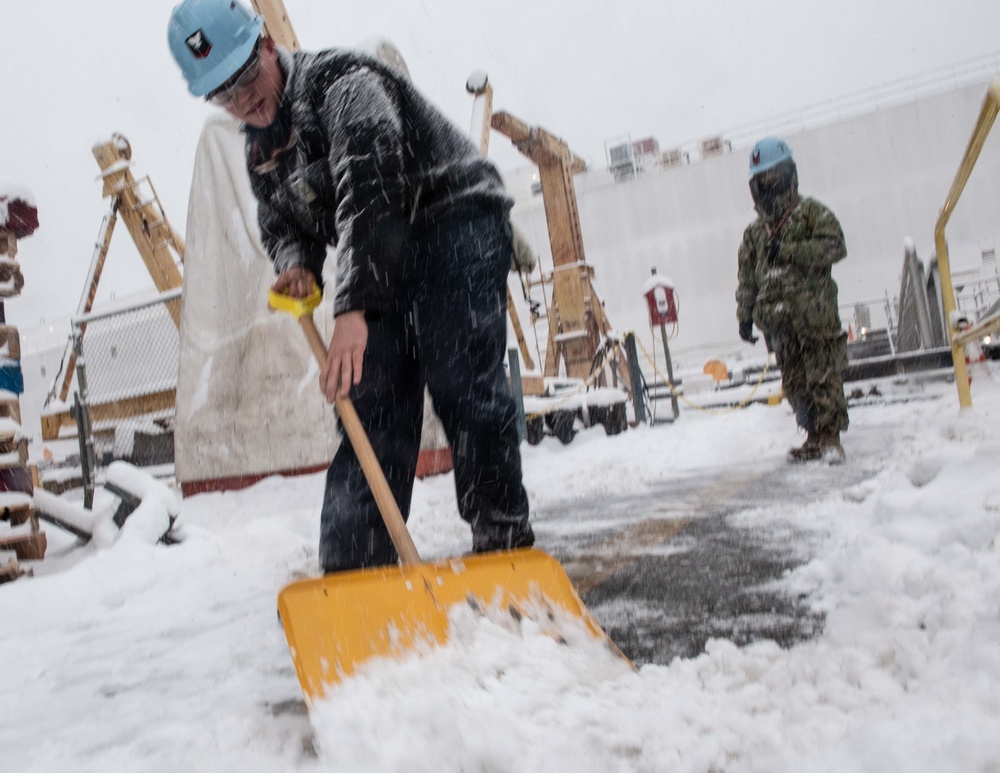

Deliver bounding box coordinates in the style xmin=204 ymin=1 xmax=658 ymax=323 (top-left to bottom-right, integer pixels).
xmin=3 ymin=0 xmax=1000 ymax=329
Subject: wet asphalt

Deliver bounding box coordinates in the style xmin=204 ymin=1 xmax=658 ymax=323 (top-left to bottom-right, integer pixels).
xmin=537 ymin=423 xmax=883 ymax=667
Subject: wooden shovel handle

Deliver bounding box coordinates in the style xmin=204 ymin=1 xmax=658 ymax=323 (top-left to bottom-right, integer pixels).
xmin=298 ymin=314 xmax=422 ymax=566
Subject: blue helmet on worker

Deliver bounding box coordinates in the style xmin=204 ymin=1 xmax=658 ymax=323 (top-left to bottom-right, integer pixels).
xmin=748 ymin=137 xmax=794 ymax=178
xmin=168 ymin=0 xmax=264 ymax=97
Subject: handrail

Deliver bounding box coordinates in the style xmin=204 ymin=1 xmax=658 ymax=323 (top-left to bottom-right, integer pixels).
xmin=933 ymin=78 xmax=1000 ymax=409
xmin=71 ymin=287 xmax=183 ymax=327
xmin=953 ymin=306 xmax=1000 ymax=348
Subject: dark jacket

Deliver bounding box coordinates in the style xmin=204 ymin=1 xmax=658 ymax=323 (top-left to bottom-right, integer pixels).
xmin=736 ymin=173 xmax=846 ymax=336
xmin=244 ymin=48 xmax=512 ymax=316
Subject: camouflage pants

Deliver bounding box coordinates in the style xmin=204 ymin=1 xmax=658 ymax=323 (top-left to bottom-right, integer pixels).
xmin=771 ymin=329 xmax=849 ymax=435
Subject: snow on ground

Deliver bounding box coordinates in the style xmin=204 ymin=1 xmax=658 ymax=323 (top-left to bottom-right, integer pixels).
xmin=3 ymin=370 xmax=1000 ymax=772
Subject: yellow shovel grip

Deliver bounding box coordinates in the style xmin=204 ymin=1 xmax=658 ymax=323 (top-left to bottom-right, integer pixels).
xmin=267 ymin=287 xmax=323 ymax=319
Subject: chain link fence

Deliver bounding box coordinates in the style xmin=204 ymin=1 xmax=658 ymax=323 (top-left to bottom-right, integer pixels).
xmin=73 ymin=289 xmax=180 ymax=479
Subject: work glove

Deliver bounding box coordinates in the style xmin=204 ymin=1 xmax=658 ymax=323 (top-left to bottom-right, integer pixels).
xmin=739 ymin=321 xmax=758 ymax=344
xmin=765 ymin=238 xmax=781 ymax=264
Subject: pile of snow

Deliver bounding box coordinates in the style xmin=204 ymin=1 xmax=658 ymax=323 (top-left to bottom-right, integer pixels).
xmin=2 ymin=372 xmax=999 ymax=770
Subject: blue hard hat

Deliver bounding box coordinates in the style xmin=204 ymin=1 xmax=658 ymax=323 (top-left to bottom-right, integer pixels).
xmin=168 ymin=0 xmax=264 ymax=97
xmin=748 ymin=137 xmax=794 ymax=178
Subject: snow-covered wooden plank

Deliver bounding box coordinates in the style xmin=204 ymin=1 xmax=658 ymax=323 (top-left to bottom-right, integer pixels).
xmin=0 ymin=553 xmax=21 ymax=584
xmin=0 ymin=528 xmax=46 ymax=561
xmin=0 ymin=326 xmax=19 ymax=361
xmin=0 ymin=495 xmax=32 ymax=526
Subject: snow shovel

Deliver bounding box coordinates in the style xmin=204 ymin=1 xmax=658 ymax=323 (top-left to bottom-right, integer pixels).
xmin=268 ymin=289 xmax=626 ymax=702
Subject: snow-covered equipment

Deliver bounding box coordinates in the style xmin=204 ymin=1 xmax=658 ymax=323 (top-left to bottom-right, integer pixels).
xmin=168 ymin=0 xmax=264 ymax=97
xmin=748 ymin=136 xmax=794 ymax=177
xmin=0 ymin=183 xmax=45 ymax=573
xmin=269 ymin=289 xmax=627 ymax=701
xmin=33 ymin=461 xmax=182 ymax=546
xmin=472 ymin=84 xmax=633 ymax=443
xmin=32 ymin=489 xmax=94 ymax=541
xmin=42 ymin=135 xmax=185 ymax=445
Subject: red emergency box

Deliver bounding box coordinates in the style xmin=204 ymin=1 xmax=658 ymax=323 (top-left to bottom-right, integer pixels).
xmin=642 ymin=275 xmax=678 ymax=325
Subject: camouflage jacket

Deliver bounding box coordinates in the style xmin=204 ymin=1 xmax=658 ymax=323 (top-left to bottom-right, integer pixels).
xmin=244 ymin=49 xmax=512 ymax=316
xmin=736 ymin=195 xmax=846 ymax=336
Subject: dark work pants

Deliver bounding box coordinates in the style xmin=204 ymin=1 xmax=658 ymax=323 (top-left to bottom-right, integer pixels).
xmin=319 ymin=207 xmax=533 ymax=572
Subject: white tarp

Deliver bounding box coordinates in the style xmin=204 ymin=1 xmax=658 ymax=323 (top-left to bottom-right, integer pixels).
xmin=174 ymin=113 xmax=448 ymax=491
xmin=174 ymin=114 xmax=341 ymax=487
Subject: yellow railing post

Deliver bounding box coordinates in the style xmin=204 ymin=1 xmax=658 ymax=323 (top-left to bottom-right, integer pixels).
xmin=934 ymin=78 xmax=1000 ymax=409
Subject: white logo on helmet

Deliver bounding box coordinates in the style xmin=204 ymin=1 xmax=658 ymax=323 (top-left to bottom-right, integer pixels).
xmin=185 ymin=29 xmax=212 ymax=59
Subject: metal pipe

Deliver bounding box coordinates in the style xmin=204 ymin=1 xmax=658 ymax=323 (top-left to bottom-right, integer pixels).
xmin=658 ymin=323 xmax=679 ymax=421
xmin=508 ymin=348 xmax=527 ymax=443
xmin=71 ymin=287 xmax=182 ymax=327
xmin=624 ymin=333 xmax=646 ymax=425
xmin=933 ymin=78 xmax=1000 ymax=408
xmin=72 ymin=326 xmax=98 ymax=510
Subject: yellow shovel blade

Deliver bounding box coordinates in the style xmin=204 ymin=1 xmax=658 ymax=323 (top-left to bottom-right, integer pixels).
xmin=278 ymin=548 xmax=613 ymax=701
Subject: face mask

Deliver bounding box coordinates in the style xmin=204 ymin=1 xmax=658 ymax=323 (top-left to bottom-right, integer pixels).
xmin=750 ymin=163 xmax=794 ymax=216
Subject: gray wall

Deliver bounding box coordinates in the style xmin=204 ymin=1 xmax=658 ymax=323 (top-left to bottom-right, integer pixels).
xmin=505 ymin=80 xmax=1000 ymax=366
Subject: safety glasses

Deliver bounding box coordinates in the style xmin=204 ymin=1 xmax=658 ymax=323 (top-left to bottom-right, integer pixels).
xmin=206 ymin=37 xmax=263 ymax=106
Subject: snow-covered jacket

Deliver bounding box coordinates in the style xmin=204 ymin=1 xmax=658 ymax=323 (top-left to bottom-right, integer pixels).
xmin=244 ymin=48 xmax=513 ymax=316
xmin=736 ymin=188 xmax=846 ymax=337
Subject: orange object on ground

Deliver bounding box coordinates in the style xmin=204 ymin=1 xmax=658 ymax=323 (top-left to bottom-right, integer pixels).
xmin=703 ymin=359 xmax=728 ymax=381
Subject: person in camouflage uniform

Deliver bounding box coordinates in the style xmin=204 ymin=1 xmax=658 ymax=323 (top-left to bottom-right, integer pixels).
xmin=736 ymin=137 xmax=849 ymax=464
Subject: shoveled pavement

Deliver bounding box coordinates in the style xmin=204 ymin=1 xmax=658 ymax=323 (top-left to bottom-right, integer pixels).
xmin=538 ymin=421 xmax=887 ymax=667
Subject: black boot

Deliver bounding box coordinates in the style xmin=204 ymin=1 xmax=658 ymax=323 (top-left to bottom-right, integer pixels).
xmin=819 ymin=431 xmax=846 ymax=465
xmin=472 ymin=522 xmax=535 ymax=554
xmin=787 ymin=431 xmax=822 ymax=463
